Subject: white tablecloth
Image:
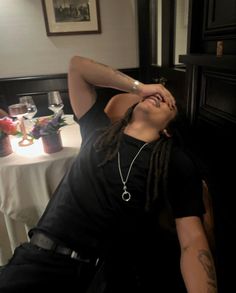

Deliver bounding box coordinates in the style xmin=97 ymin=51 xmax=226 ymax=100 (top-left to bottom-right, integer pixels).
xmin=0 ymin=116 xmax=81 ymax=265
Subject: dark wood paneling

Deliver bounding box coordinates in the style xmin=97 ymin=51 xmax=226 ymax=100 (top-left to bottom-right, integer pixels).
xmin=140 ymin=1 xmax=235 ymax=291
xmin=180 ymin=3 xmax=236 ymax=291
xmin=188 ymin=0 xmax=236 ymax=55
xmin=204 ymin=0 xmax=236 ymax=38
xmin=0 ymin=74 xmax=70 ymax=117
xmin=201 ymin=0 xmax=236 ymax=54
xmin=137 ymin=0 xmax=152 ymax=82
xmin=200 ymin=70 xmax=236 ymax=130
xmin=0 ymin=68 xmax=140 ymax=117
xmin=183 ymin=63 xmax=236 ymax=293
xmin=161 ymin=0 xmax=175 ymax=67
xmin=179 ymin=54 xmax=236 ymax=70
xmin=187 ymin=0 xmax=205 ymax=53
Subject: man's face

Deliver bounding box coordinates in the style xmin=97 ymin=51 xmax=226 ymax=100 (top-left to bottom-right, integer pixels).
xmin=133 ymin=95 xmax=177 ymax=129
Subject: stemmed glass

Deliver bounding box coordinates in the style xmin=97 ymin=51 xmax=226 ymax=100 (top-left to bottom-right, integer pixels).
xmin=19 ymin=96 xmax=38 ymax=121
xmin=8 ymin=103 xmax=33 ymax=146
xmin=48 ymin=91 xmax=64 ymax=115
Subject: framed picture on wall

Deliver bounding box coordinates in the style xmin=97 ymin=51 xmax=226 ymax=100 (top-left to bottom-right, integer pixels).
xmin=41 ymin=0 xmax=101 ymax=36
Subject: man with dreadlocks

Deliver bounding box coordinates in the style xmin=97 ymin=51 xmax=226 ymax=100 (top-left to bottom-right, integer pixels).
xmin=0 ymin=56 xmax=217 ymax=293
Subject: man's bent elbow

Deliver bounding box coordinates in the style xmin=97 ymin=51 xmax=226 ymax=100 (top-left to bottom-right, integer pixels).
xmin=69 ymin=55 xmax=84 ymax=73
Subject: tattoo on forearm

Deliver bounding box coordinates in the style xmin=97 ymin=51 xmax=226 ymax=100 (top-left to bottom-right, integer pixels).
xmin=89 ymin=59 xmax=110 ymax=69
xmin=198 ymin=249 xmax=217 ymax=292
xmin=114 ymin=70 xmax=132 ymax=82
xmin=89 ymin=59 xmax=133 ymax=84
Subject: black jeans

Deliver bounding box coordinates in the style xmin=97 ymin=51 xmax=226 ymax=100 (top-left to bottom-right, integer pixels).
xmin=0 ymin=243 xmax=100 ymax=292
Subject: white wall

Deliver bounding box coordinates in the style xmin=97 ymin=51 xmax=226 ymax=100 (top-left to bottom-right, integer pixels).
xmin=0 ymin=0 xmax=138 ymax=78
xmin=174 ymin=0 xmax=188 ymax=64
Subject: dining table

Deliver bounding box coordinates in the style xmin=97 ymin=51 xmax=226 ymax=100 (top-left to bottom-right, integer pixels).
xmin=0 ymin=115 xmax=81 ymax=266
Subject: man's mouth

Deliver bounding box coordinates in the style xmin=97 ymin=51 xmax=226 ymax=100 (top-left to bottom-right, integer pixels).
xmin=144 ymin=95 xmax=163 ymax=107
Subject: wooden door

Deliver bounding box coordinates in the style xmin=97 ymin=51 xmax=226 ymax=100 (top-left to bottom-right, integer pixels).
xmin=137 ymin=0 xmax=236 ymax=291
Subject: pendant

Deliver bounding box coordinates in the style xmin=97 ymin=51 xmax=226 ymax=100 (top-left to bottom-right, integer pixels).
xmin=121 ymin=185 xmax=131 ymax=201
xmin=122 ymin=190 xmax=131 ymax=201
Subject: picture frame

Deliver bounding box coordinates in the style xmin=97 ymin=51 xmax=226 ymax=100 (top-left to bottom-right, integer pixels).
xmin=41 ymin=0 xmax=101 ymax=36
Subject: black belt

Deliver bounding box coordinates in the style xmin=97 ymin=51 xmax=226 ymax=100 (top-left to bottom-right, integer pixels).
xmin=30 ymin=232 xmax=99 ymax=265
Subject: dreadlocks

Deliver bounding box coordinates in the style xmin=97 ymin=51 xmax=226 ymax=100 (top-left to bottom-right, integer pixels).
xmin=94 ymin=103 xmax=137 ymax=166
xmin=94 ymin=103 xmax=175 ymax=229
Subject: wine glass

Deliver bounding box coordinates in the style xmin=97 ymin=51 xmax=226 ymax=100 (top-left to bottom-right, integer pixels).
xmin=48 ymin=91 xmax=64 ymax=115
xmin=8 ymin=103 xmax=33 ymax=146
xmin=19 ymin=96 xmax=37 ymax=121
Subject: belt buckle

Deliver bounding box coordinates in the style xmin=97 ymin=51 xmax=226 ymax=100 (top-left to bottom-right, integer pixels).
xmin=70 ymin=250 xmax=100 ymax=266
xmin=70 ymin=250 xmax=89 ymax=263
xmin=70 ymin=250 xmax=79 ymax=260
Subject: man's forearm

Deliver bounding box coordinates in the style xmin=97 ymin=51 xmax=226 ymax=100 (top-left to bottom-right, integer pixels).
xmin=69 ymin=56 xmax=143 ymax=95
xmin=181 ymin=246 xmax=217 ymax=293
xmin=68 ymin=55 xmax=175 ymax=118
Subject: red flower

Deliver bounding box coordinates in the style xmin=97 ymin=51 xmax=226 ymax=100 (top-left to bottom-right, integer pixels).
xmin=0 ymin=117 xmax=18 ymax=137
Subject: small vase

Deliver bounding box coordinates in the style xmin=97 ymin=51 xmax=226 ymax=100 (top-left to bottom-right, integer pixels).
xmin=42 ymin=131 xmax=63 ymax=154
xmin=0 ymin=134 xmax=13 ymax=157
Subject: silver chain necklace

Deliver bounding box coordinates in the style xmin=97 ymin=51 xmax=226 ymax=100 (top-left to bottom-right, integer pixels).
xmin=117 ymin=142 xmax=149 ymax=202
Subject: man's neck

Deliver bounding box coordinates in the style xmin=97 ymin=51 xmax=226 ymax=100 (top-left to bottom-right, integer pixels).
xmin=124 ymin=121 xmax=161 ymax=143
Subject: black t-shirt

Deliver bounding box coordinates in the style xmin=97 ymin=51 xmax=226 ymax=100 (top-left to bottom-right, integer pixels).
xmin=32 ymin=100 xmax=204 ymax=256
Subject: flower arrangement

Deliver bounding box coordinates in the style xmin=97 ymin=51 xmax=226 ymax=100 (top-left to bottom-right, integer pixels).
xmin=30 ymin=111 xmax=67 ymax=139
xmin=0 ymin=116 xmax=19 ymax=139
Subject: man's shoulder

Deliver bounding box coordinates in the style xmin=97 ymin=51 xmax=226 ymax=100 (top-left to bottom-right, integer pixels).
xmin=170 ymin=146 xmax=200 ymax=177
xmin=77 ymin=100 xmax=110 ymax=141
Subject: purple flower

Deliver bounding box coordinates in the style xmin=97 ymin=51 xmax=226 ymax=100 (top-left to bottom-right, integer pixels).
xmin=30 ymin=111 xmax=67 ymax=139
